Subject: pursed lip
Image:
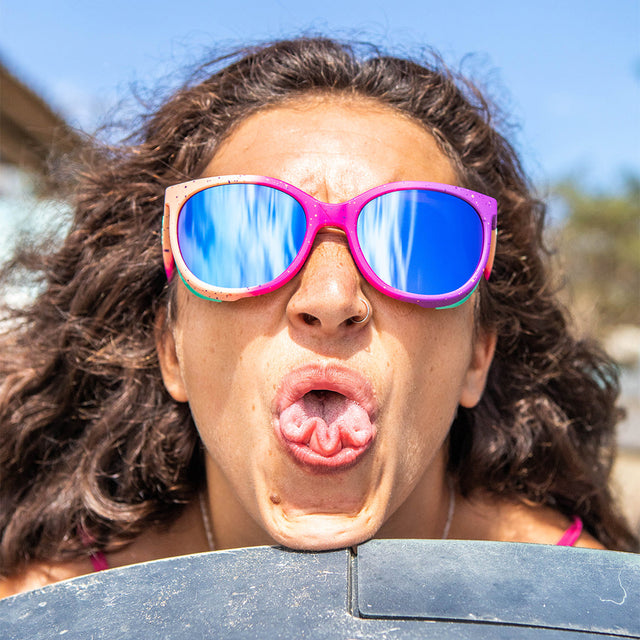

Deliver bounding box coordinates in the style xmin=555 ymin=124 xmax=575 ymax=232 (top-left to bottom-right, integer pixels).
xmin=273 ymin=362 xmax=377 ymax=419
xmin=272 ymin=362 xmax=378 ymax=471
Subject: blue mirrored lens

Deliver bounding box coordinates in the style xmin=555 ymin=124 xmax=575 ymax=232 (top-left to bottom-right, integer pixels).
xmin=357 ymin=190 xmax=483 ymax=296
xmin=177 ymin=183 xmax=307 ymax=289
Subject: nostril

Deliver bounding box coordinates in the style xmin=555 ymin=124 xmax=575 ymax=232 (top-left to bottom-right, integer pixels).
xmin=301 ymin=313 xmax=319 ymax=326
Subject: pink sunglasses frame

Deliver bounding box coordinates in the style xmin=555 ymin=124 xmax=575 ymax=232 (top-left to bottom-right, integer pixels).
xmin=162 ymin=175 xmax=497 ymax=309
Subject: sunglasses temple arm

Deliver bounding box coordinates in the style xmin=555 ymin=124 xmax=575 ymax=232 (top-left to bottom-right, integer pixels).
xmin=483 ymin=227 xmax=497 ymax=281
xmin=162 ymin=206 xmax=176 ymax=281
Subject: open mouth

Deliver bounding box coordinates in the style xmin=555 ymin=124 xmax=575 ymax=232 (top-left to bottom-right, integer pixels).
xmin=273 ymin=365 xmax=377 ymax=471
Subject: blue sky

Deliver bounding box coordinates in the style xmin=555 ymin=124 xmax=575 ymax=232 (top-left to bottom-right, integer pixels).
xmin=1 ymin=0 xmax=638 ymax=191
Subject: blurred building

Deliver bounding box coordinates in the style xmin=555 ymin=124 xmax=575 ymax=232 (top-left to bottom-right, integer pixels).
xmin=0 ymin=59 xmax=79 ymax=301
xmin=0 ymin=60 xmax=81 ymax=178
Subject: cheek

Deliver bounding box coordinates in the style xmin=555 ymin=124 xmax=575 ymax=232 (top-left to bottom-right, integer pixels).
xmin=379 ymin=307 xmax=475 ymax=458
xmin=176 ymin=290 xmax=270 ymax=390
xmin=176 ymin=300 xmax=264 ymax=448
xmin=386 ymin=302 xmax=474 ymax=386
xmin=179 ymin=322 xmax=236 ymax=402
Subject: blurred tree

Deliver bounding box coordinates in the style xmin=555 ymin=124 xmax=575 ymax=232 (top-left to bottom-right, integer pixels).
xmin=551 ymin=176 xmax=640 ymax=336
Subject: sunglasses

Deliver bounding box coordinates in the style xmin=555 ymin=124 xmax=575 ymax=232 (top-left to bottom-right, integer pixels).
xmin=162 ymin=175 xmax=497 ymax=309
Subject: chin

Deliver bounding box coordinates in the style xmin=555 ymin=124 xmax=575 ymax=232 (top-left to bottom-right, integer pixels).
xmin=262 ymin=509 xmax=381 ymax=551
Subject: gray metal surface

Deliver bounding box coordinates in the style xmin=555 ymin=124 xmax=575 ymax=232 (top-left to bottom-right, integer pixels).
xmin=357 ymin=540 xmax=639 ymax=636
xmin=0 ymin=541 xmax=637 ymax=639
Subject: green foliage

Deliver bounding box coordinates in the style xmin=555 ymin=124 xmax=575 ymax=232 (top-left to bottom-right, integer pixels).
xmin=551 ymin=176 xmax=640 ymax=334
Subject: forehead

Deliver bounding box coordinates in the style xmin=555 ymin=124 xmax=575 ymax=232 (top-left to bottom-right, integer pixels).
xmin=203 ymin=95 xmax=457 ymax=200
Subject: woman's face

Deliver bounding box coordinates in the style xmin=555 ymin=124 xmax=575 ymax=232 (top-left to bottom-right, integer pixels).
xmin=157 ymin=96 xmax=496 ymax=550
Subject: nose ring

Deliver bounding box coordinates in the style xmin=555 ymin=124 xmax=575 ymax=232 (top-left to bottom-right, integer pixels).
xmin=352 ymin=297 xmax=371 ymax=324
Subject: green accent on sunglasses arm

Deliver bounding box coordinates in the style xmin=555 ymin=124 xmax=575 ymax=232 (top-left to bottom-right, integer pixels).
xmin=178 ymin=269 xmax=223 ymax=302
xmin=435 ymin=283 xmax=478 ymax=310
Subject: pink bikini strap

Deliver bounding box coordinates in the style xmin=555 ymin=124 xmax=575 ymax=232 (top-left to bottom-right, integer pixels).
xmin=556 ymin=516 xmax=583 ymax=546
xmin=89 ymin=550 xmax=110 ymax=572
xmin=78 ymin=526 xmax=110 ymax=571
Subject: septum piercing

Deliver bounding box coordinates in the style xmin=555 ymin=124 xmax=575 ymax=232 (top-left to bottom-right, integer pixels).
xmin=351 ymin=297 xmax=371 ymax=324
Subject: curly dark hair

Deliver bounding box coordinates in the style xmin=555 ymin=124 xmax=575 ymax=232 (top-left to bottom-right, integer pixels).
xmin=0 ymin=37 xmax=636 ymax=575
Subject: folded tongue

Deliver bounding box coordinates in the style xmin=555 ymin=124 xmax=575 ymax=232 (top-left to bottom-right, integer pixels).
xmin=279 ymin=391 xmax=374 ymax=457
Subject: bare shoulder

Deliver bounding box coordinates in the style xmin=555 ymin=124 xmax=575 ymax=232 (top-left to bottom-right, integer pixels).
xmin=0 ymin=500 xmax=209 ymax=600
xmin=452 ymin=492 xmax=605 ymax=549
xmin=0 ymin=559 xmax=95 ymax=600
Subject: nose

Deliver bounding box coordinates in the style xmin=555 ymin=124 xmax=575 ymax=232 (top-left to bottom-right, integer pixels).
xmin=286 ymin=232 xmax=372 ymax=334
